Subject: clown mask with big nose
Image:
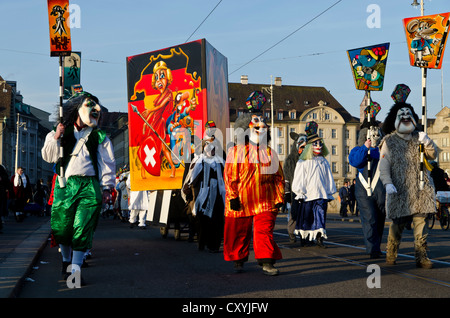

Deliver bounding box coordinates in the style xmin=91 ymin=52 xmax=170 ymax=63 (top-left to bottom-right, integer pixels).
xmin=249 ymin=114 xmax=268 ymax=145
xmin=312 ymin=140 xmax=323 ymax=156
xmin=395 ymin=107 xmax=417 ymax=135
xmin=79 ymin=98 xmax=101 ymax=127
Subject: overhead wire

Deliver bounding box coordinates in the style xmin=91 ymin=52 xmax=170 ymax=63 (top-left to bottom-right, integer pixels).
xmin=229 ymin=0 xmax=343 ymax=76
xmin=185 ymin=0 xmax=223 ymax=43
xmin=0 ymin=48 xmax=123 ymax=64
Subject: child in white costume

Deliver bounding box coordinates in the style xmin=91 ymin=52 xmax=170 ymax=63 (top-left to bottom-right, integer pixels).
xmin=126 ymin=176 xmax=148 ymax=229
xmin=291 ymin=121 xmax=336 ymax=247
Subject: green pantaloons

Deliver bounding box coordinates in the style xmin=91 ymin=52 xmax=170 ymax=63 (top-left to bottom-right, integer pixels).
xmin=51 ymin=176 xmax=102 ymax=251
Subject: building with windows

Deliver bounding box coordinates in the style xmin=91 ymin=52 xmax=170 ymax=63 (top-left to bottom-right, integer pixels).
xmin=0 ymin=78 xmax=53 ymax=185
xmin=428 ymin=106 xmax=450 ymax=174
xmin=228 ymin=79 xmax=360 ymax=186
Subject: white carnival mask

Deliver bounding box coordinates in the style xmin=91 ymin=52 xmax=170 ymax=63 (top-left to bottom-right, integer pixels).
xmin=249 ymin=114 xmax=268 ymax=145
xmin=395 ymin=107 xmax=416 ymax=134
xmin=367 ymin=126 xmax=382 ymax=146
xmin=79 ymin=98 xmax=101 ymax=127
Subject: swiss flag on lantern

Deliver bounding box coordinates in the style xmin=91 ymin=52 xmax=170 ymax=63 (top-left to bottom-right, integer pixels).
xmin=138 ymin=134 xmax=161 ymax=176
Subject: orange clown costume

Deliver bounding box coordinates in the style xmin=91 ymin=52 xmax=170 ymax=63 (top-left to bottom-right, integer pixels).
xmin=223 ymin=91 xmax=284 ymax=276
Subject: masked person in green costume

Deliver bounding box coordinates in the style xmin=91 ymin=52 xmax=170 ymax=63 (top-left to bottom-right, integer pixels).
xmin=42 ymin=92 xmax=116 ymax=284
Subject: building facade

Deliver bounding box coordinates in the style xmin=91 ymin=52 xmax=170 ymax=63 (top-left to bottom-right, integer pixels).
xmin=0 ymin=78 xmax=53 ymax=185
xmin=428 ymin=106 xmax=450 ymax=175
xmin=227 ymin=79 xmax=360 ymax=187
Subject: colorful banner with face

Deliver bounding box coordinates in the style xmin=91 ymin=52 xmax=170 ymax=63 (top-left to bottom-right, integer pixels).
xmin=127 ymin=39 xmax=228 ymax=191
xmin=47 ymin=0 xmax=72 ymax=56
xmin=403 ymin=12 xmax=449 ymax=69
xmin=64 ymin=51 xmax=81 ymax=99
xmin=347 ymin=43 xmax=390 ymax=91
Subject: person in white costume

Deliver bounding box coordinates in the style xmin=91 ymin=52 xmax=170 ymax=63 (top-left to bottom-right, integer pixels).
xmin=291 ymin=121 xmax=336 ymax=247
xmin=41 ymin=91 xmax=115 ymax=284
xmin=126 ymin=176 xmax=148 ymax=229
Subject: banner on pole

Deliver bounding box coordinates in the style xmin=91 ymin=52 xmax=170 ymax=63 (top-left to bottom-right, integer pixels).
xmin=47 ymin=0 xmax=72 ymax=56
xmin=126 ymin=39 xmax=229 ymax=191
xmin=347 ymin=43 xmax=390 ymax=91
xmin=63 ymin=51 xmax=81 ymax=99
xmin=403 ymin=12 xmax=450 ymax=69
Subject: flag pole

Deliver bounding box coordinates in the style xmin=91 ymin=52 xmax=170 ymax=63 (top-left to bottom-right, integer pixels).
xmin=58 ymin=55 xmax=66 ymax=187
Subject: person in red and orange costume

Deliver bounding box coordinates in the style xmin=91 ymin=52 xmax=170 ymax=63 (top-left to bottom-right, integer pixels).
xmin=223 ymin=91 xmax=284 ymax=276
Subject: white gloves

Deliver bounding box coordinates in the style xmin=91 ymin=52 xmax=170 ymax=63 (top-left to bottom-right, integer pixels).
xmin=418 ymin=132 xmax=432 ymax=146
xmin=386 ymin=184 xmax=397 ymax=195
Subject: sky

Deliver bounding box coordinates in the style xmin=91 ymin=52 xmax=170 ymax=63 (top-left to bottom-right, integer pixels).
xmin=1 ymin=0 xmax=450 ymax=122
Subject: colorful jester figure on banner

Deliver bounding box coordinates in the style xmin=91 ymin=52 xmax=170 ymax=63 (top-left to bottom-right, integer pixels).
xmin=349 ymin=101 xmax=386 ymax=259
xmin=223 ymin=91 xmax=284 ymax=276
xmin=403 ymin=13 xmax=450 ymax=69
xmin=42 ymin=91 xmax=116 ymax=283
xmin=291 ymin=121 xmax=336 ymax=247
xmin=347 ymin=43 xmax=390 ymax=91
xmin=379 ymin=101 xmax=437 ymax=268
xmin=283 ymin=131 xmax=307 ymax=243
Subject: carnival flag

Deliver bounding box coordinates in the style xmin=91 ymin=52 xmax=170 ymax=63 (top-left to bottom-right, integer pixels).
xmin=347 ymin=43 xmax=390 ymax=91
xmin=47 ymin=0 xmax=72 ymax=56
xmin=403 ymin=12 xmax=450 ymax=69
xmin=365 ymin=101 xmax=381 ymax=119
xmin=63 ymin=51 xmax=81 ymax=99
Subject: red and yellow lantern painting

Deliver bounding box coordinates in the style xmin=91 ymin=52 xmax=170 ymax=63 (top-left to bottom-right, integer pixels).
xmin=127 ymin=40 xmax=229 ymax=191
xmin=403 ymin=12 xmax=450 ymax=69
xmin=47 ymin=0 xmax=72 ymax=56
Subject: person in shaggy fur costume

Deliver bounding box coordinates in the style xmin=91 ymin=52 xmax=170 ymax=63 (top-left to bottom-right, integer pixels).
xmin=379 ymin=101 xmax=436 ymax=268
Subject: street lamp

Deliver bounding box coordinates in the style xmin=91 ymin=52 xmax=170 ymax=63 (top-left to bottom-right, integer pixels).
xmin=262 ymin=75 xmax=276 ymax=149
xmin=15 ymin=113 xmax=26 ymax=172
xmin=411 ymin=0 xmax=424 ymax=15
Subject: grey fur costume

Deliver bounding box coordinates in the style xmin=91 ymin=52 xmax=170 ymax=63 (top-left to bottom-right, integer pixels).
xmin=379 ymin=131 xmax=436 ymax=220
xmin=283 ymin=133 xmax=305 ymax=201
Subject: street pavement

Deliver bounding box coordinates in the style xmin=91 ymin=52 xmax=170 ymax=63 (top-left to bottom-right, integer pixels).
xmin=1 ymin=210 xmax=450 ymax=305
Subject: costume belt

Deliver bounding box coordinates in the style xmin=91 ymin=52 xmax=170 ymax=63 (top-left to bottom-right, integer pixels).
xmin=58 ymin=127 xmax=93 ymax=187
xmin=358 ymin=163 xmax=380 ymax=196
